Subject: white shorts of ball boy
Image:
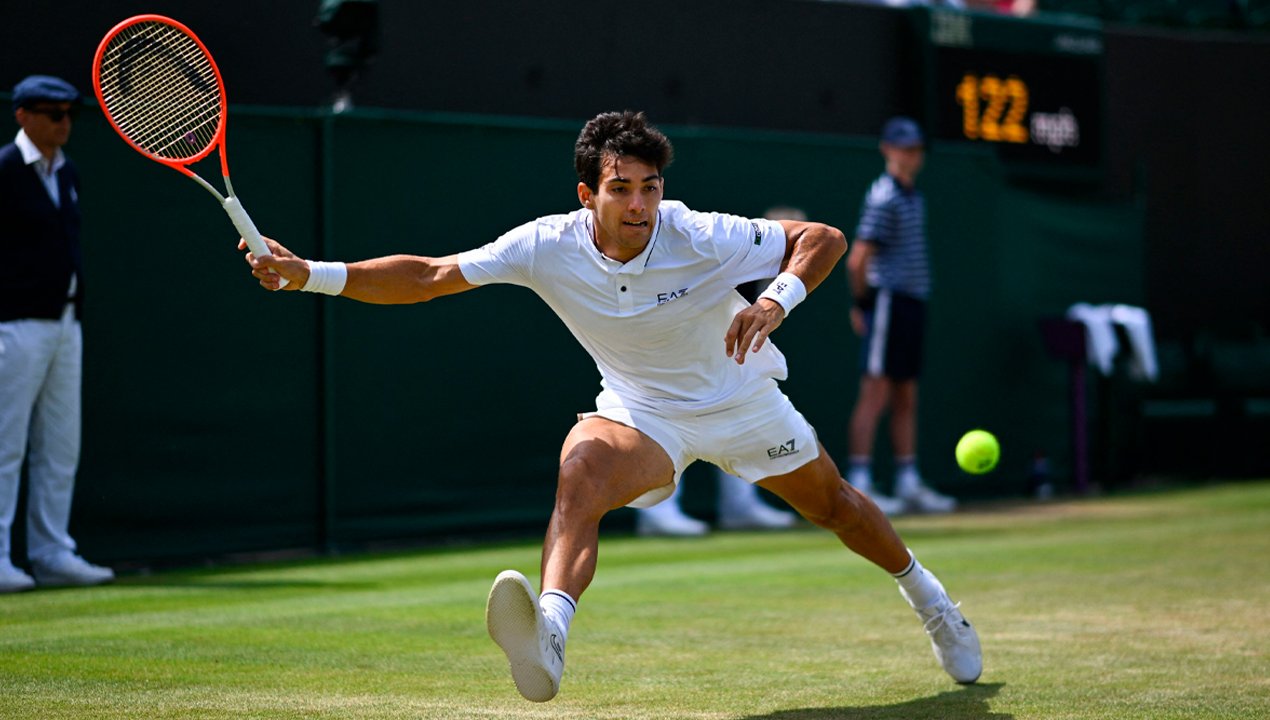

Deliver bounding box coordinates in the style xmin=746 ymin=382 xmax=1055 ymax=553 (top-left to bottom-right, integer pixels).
xmin=580 ymin=379 xmax=821 ymax=509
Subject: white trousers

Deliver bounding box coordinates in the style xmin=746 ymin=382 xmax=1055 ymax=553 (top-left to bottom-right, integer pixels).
xmin=0 ymin=305 xmax=81 ymax=565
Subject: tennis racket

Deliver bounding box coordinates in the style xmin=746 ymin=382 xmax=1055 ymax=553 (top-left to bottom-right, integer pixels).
xmin=92 ymin=14 xmax=287 ymax=287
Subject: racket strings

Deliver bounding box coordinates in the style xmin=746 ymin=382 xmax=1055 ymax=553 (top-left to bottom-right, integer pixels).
xmin=106 ymin=24 xmax=218 ymax=151
xmin=97 ymin=20 xmax=223 ymax=161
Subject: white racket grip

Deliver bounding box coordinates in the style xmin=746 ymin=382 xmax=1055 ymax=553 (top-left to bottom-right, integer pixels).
xmin=224 ymin=196 xmax=289 ymax=289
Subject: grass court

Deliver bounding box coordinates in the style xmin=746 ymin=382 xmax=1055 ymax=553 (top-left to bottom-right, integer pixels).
xmin=2 ymin=480 xmax=1268 ymax=719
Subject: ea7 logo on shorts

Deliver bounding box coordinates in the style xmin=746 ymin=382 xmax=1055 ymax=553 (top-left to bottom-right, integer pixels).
xmin=657 ymin=288 xmax=688 ymax=305
xmin=767 ymin=439 xmax=799 ymax=459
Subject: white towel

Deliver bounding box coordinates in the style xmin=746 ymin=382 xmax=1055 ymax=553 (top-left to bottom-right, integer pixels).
xmin=1110 ymin=304 xmax=1160 ymax=382
xmin=1065 ymin=303 xmax=1159 ymax=382
xmin=1067 ymin=303 xmax=1118 ymax=376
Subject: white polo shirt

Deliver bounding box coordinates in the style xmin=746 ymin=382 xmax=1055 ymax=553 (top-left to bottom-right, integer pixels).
xmin=15 ymin=129 xmax=67 ymax=208
xmin=458 ymin=200 xmax=790 ymax=415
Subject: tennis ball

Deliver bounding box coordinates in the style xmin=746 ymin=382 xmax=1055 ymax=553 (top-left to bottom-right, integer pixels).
xmin=955 ymin=430 xmax=1000 ymax=474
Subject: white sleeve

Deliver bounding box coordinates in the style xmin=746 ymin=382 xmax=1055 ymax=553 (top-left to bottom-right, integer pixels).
xmin=706 ymin=211 xmax=788 ymax=284
xmin=456 ymin=220 xmax=537 ymax=287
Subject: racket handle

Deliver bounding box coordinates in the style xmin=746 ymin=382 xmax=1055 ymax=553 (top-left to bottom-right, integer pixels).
xmin=224 ymin=196 xmax=290 ymax=289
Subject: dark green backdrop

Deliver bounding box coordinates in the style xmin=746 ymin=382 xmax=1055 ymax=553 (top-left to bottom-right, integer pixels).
xmin=61 ymin=107 xmax=1141 ymax=563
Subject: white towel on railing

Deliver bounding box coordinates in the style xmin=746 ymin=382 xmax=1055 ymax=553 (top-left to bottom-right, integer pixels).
xmin=1065 ymin=303 xmax=1158 ymax=381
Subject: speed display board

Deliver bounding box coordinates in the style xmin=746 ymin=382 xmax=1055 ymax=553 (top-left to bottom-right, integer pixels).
xmin=920 ymin=9 xmax=1104 ymax=176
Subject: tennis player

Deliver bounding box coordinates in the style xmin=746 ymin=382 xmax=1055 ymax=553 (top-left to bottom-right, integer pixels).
xmin=242 ymin=111 xmax=981 ymax=702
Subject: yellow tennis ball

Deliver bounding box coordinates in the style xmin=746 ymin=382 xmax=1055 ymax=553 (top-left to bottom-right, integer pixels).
xmin=956 ymin=430 xmax=1000 ymax=474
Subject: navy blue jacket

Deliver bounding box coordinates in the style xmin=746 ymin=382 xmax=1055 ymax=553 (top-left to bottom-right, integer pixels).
xmin=0 ymin=140 xmax=82 ymax=322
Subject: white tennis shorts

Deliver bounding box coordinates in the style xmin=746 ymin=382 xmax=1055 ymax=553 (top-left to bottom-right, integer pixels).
xmin=581 ymin=379 xmax=821 ymax=508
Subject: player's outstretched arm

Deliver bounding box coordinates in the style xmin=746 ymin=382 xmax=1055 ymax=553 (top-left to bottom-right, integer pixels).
xmin=241 ymin=237 xmax=477 ymax=304
xmin=341 ymin=254 xmax=476 ymax=304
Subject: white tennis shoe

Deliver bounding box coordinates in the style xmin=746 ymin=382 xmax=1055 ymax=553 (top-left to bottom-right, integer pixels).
xmin=0 ymin=562 xmax=35 ymax=593
xmin=486 ymin=570 xmax=565 ymax=702
xmin=717 ymin=501 xmax=798 ymax=530
xmin=866 ymin=490 xmax=907 ymax=517
xmin=31 ymin=553 xmax=114 ymax=587
xmin=914 ymin=595 xmax=982 ymax=683
xmin=900 ymin=483 xmax=958 ymax=514
xmin=848 ymin=471 xmax=906 ymax=517
xmin=635 ymin=507 xmax=709 ymax=537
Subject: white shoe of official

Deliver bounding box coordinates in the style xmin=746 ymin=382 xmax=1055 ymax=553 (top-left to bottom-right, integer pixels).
xmin=912 ymin=593 xmax=983 ymax=684
xmin=717 ymin=501 xmax=798 ymax=530
xmin=486 ymin=570 xmax=565 ymax=702
xmin=849 ymin=480 xmax=906 ymax=517
xmin=848 ymin=470 xmax=906 ymax=517
xmin=31 ymin=553 xmax=115 ymax=588
xmin=635 ymin=507 xmax=709 ymax=537
xmin=867 ymin=491 xmax=907 ymax=517
xmin=0 ymin=562 xmax=36 ymax=593
xmin=899 ymin=482 xmax=958 ymax=514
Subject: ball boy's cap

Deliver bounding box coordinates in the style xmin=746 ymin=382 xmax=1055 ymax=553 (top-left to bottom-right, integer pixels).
xmin=881 ymin=116 xmax=924 ymax=148
xmin=13 ymin=75 xmax=80 ymax=111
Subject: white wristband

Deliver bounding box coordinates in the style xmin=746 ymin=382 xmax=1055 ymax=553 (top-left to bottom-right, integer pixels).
xmin=301 ymin=260 xmax=347 ymax=296
xmin=758 ymin=272 xmax=808 ymax=316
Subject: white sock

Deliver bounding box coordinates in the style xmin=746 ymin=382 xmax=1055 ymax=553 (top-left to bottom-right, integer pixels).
xmin=540 ymin=589 xmax=577 ymax=642
xmin=891 ymin=550 xmax=946 ymax=610
xmin=847 ymin=458 xmax=873 ymax=492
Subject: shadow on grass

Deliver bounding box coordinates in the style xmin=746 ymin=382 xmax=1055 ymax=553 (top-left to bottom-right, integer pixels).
xmin=742 ymin=683 xmax=1008 ymax=720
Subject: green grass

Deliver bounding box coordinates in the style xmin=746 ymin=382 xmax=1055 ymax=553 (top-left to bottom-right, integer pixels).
xmin=3 ymin=481 xmax=1269 ymax=719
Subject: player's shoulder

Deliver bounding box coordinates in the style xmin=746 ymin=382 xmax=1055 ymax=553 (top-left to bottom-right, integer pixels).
xmin=505 ymin=208 xmax=586 ymax=244
xmin=658 ymin=200 xmax=751 ymax=237
xmin=655 ymin=199 xmax=697 ymax=230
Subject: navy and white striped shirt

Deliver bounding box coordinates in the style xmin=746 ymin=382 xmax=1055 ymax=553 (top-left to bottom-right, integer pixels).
xmin=853 ymin=173 xmax=930 ymax=299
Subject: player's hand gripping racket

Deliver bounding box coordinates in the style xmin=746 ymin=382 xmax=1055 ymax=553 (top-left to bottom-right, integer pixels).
xmin=92 ymin=14 xmax=287 ymax=287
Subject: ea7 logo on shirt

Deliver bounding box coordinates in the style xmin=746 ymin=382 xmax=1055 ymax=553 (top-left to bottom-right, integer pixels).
xmin=751 ymin=221 xmax=763 ymax=245
xmin=767 ymin=439 xmax=800 ymax=459
xmin=657 ymin=288 xmax=688 ymax=305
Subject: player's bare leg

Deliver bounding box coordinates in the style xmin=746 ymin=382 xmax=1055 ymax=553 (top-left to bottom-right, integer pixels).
xmin=759 ymin=446 xmax=982 ymax=683
xmin=759 ymin=448 xmax=909 ymax=571
xmin=487 ymin=417 xmax=673 ymax=702
xmin=543 ymin=417 xmax=674 ymax=598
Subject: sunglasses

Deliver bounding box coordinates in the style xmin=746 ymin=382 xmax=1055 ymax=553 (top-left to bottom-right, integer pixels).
xmin=24 ymin=106 xmax=78 ymax=122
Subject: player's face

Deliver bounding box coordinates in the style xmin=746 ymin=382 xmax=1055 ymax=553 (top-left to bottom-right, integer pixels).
xmin=579 ymin=154 xmax=664 ymax=261
xmin=16 ymin=103 xmax=74 ymax=156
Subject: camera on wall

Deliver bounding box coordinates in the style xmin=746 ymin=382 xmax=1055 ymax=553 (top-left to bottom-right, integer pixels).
xmin=315 ymin=0 xmax=379 ymax=113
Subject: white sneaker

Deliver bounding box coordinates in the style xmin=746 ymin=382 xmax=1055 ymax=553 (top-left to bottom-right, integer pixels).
xmin=866 ymin=491 xmax=907 ymax=517
xmin=31 ymin=553 xmax=114 ymax=587
xmin=635 ymin=508 xmax=709 ymax=537
xmin=914 ymin=594 xmax=982 ymax=684
xmin=0 ymin=563 xmax=36 ymax=593
xmin=717 ymin=501 xmax=798 ymax=530
xmin=900 ymin=483 xmax=958 ymax=514
xmin=851 ymin=484 xmax=906 ymax=516
xmin=486 ymin=570 xmax=565 ymax=702
xmin=848 ymin=471 xmax=905 ymax=517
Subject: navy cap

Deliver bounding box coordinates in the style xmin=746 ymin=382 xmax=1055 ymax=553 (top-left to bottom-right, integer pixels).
xmin=13 ymin=75 xmax=80 ymax=112
xmin=880 ymin=116 xmax=924 ymax=148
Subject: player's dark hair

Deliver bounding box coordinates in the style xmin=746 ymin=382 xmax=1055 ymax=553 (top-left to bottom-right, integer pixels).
xmin=574 ymin=111 xmax=674 ymax=191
